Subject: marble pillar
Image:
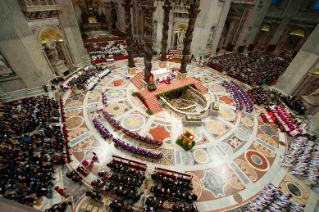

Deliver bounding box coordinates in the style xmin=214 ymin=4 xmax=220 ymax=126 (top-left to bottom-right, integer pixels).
xmin=123 ymin=0 xmax=135 ymax=68
xmin=246 ymin=0 xmax=271 ymax=47
xmin=311 ymin=109 xmax=319 ymax=132
xmin=0 ymin=0 xmax=54 ymax=89
xmin=180 ymin=1 xmax=201 ymax=74
xmin=142 ymin=1 xmax=156 ymax=81
xmin=160 ymin=1 xmax=172 ymax=62
xmin=234 ymin=0 xmax=262 ymax=50
xmin=223 ymin=20 xmax=238 ymax=48
xmin=56 ymin=0 xmax=90 ymax=68
xmin=275 ymin=24 xmax=319 ymax=95
xmin=210 ymin=0 xmax=231 ymax=55
xmin=269 ymin=0 xmax=304 ymax=45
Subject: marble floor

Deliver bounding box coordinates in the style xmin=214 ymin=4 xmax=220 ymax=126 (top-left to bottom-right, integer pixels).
xmin=43 ymin=59 xmax=319 ymax=212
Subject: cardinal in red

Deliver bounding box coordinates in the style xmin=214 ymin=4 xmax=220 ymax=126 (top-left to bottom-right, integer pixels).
xmin=54 ymin=186 xmax=67 ymax=197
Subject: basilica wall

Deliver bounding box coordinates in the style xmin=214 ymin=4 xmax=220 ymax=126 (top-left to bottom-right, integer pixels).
xmin=0 ymin=0 xmax=90 ymax=94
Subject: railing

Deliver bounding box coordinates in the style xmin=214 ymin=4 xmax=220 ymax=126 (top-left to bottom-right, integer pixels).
xmin=59 ymin=96 xmax=71 ymax=163
xmin=20 ymin=0 xmax=57 ymax=6
xmin=20 ymin=0 xmax=60 ymax=12
xmin=160 ymin=97 xmax=202 ymax=116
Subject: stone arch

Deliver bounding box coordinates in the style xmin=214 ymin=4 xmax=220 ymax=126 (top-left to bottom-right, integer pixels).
xmin=35 ymin=26 xmax=64 ymax=46
xmin=34 ymin=26 xmax=73 ymax=70
xmin=253 ymin=23 xmax=273 ymax=51
xmin=280 ymin=27 xmax=307 ymax=56
xmin=289 ymin=27 xmax=307 ymax=38
xmin=217 ymin=20 xmax=230 ymax=50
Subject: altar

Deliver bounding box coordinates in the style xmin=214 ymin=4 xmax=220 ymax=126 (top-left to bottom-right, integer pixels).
xmin=151 ymin=67 xmax=170 ymax=78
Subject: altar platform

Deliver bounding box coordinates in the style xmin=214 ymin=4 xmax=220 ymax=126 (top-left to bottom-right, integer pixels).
xmin=131 ymin=72 xmax=207 ymax=114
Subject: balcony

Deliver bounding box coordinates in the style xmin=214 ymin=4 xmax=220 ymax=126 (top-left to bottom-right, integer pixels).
xmin=20 ymin=0 xmax=60 ymax=12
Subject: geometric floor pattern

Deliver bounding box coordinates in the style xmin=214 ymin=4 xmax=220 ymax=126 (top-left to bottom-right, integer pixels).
xmin=50 ymin=59 xmax=319 ymax=212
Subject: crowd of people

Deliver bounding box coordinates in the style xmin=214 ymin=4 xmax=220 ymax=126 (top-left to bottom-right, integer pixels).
xmin=146 ymin=170 xmax=198 ymax=212
xmin=248 ymin=87 xmax=306 ymax=115
xmin=89 ymin=42 xmax=128 ymax=61
xmin=281 ymin=135 xmax=319 ymax=190
xmin=0 ymin=96 xmax=67 ymax=208
xmin=245 ymin=183 xmax=305 ymax=211
xmin=85 ymin=159 xmax=145 ymax=211
xmin=208 ymin=52 xmax=291 ymax=86
xmin=61 ymin=65 xmax=110 ymax=91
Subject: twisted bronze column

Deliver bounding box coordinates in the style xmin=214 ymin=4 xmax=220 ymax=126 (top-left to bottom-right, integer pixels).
xmin=180 ymin=1 xmax=201 ymax=73
xmin=160 ymin=1 xmax=172 ymax=61
xmin=142 ymin=1 xmax=156 ymax=81
xmin=123 ymin=0 xmax=135 ymax=68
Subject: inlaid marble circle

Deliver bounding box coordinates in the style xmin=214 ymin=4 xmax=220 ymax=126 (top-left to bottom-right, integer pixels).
xmin=219 ymin=106 xmax=236 ymax=120
xmin=245 ymin=150 xmax=270 ymax=171
xmin=65 ymin=116 xmax=84 ymax=130
xmin=106 ymin=102 xmax=127 ymax=116
xmin=234 ymin=159 xmax=258 ymax=182
xmin=122 ymin=114 xmax=145 ymax=131
xmin=210 ymin=84 xmax=226 ymax=93
xmin=89 ymin=92 xmax=101 ymax=99
xmin=241 ymin=117 xmax=253 ymax=127
xmin=105 ymin=89 xmax=125 ymax=100
xmin=199 ymin=75 xmax=214 ymax=83
xmin=193 ymin=149 xmax=209 ymax=164
xmin=286 ymin=182 xmax=303 ymax=198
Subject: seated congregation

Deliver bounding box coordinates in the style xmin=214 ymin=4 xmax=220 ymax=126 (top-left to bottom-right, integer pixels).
xmin=89 ymin=42 xmax=128 ymax=61
xmin=207 ymin=52 xmax=291 ymax=86
xmin=0 ymin=96 xmax=67 ymax=208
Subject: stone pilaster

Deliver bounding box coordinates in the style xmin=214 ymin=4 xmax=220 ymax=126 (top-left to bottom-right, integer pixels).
xmin=210 ymin=0 xmax=231 ymax=55
xmin=275 ymin=24 xmax=319 ymax=95
xmin=56 ymin=0 xmax=90 ymax=68
xmin=246 ymin=0 xmax=271 ymax=47
xmin=160 ymin=1 xmax=172 ymax=62
xmin=223 ymin=19 xmax=238 ymax=48
xmin=269 ymin=0 xmax=304 ymax=45
xmin=0 ymin=0 xmax=54 ymax=89
xmin=123 ymin=0 xmax=135 ymax=68
xmin=180 ymin=1 xmax=201 ymax=74
xmin=142 ymin=0 xmax=156 ymax=81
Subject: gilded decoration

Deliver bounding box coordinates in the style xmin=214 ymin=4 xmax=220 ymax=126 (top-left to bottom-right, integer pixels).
xmin=40 ymin=29 xmax=63 ymax=44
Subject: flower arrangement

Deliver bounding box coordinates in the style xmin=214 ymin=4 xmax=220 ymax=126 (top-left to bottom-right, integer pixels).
xmin=146 ymin=109 xmax=153 ymax=115
xmin=101 ymin=110 xmax=162 ymax=145
xmin=139 ymin=93 xmax=146 ymax=100
xmin=112 ymin=138 xmax=164 ymax=158
xmin=93 ymin=118 xmax=113 ymax=139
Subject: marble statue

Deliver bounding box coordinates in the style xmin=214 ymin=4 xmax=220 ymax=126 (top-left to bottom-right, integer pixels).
xmin=0 ymin=53 xmax=15 ymax=77
xmin=207 ymin=26 xmax=215 ymax=46
xmin=304 ymin=88 xmax=319 ymax=104
xmin=45 ymin=39 xmax=60 ymax=62
xmin=177 ymin=31 xmax=185 ymax=46
xmin=301 ymin=87 xmax=319 ymax=115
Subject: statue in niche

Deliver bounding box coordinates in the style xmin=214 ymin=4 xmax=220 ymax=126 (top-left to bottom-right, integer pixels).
xmin=207 ymin=26 xmax=215 ymax=47
xmin=177 ymin=31 xmax=185 ymax=46
xmin=45 ymin=39 xmax=60 ymax=63
xmin=303 ymin=88 xmax=319 ymax=105
xmin=0 ymin=53 xmax=16 ymax=79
